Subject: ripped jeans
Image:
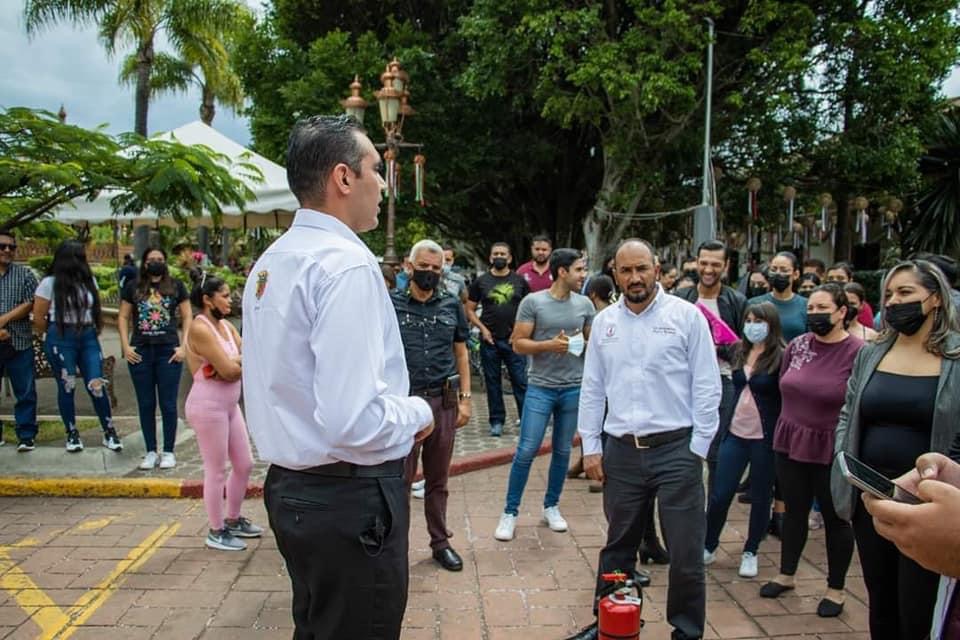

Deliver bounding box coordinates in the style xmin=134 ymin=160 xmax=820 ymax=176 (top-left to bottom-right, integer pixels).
xmin=44 ymin=326 xmax=113 ymax=434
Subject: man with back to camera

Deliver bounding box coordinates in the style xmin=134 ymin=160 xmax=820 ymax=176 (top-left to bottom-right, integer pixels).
xmin=242 ymin=115 xmax=434 ymax=640
xmin=516 ymin=234 xmax=554 ymax=293
xmin=391 ymin=238 xmax=472 ymax=572
xmin=674 ymin=240 xmax=747 ymax=495
xmin=466 ymin=242 xmax=529 ymax=436
xmin=0 ymin=230 xmax=38 ymax=451
xmin=567 ymin=239 xmax=721 ymax=640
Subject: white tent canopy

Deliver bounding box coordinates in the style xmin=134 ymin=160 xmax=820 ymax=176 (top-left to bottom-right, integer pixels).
xmin=52 ymin=121 xmax=298 ymax=229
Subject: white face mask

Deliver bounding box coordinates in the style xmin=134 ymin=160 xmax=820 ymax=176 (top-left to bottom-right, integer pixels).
xmin=743 ymin=321 xmax=769 ymax=344
xmin=567 ymin=332 xmax=585 ymax=357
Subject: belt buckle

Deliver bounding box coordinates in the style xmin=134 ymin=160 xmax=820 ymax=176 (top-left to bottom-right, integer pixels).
xmin=633 ymin=433 xmax=650 ymax=449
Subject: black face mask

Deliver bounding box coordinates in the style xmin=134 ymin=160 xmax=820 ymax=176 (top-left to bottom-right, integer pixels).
xmin=491 ymin=258 xmax=508 ymax=271
xmin=146 ymin=262 xmax=167 ymax=277
xmin=412 ymin=269 xmax=440 ymax=292
xmin=807 ymin=312 xmax=836 ymax=336
xmin=798 ymin=290 xmax=811 ymax=298
xmin=884 ymin=299 xmax=930 ymax=336
xmin=747 ymin=286 xmax=768 ymax=299
xmin=683 ymin=269 xmax=699 ymax=284
xmin=769 ymin=273 xmax=792 ymax=293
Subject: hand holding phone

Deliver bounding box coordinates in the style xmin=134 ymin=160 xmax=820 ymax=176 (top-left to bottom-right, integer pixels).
xmin=838 ymin=452 xmax=924 ymax=505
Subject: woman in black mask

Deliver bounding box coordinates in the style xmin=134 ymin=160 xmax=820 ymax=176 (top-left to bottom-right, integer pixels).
xmin=797 ymin=273 xmax=820 ymax=297
xmin=833 ymin=260 xmax=960 ymax=639
xmin=119 ymin=247 xmax=192 ymax=470
xmin=746 ymin=269 xmax=770 ymax=300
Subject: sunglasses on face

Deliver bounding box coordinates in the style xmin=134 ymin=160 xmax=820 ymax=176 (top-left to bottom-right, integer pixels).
xmin=0 ymin=244 xmax=17 ymax=252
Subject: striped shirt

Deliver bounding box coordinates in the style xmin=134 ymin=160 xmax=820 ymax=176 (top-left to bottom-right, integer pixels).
xmin=0 ymin=264 xmax=39 ymax=351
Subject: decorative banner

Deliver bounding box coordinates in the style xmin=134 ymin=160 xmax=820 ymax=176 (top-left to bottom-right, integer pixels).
xmin=783 ymin=186 xmax=797 ymax=230
xmin=383 ymin=148 xmax=397 ymax=196
xmin=792 ymin=221 xmax=803 ymax=250
xmin=747 ymin=177 xmax=762 ymax=221
xmin=819 ymin=193 xmax=833 ymax=232
xmin=886 ymin=197 xmax=903 ymax=240
xmin=413 ymin=154 xmax=426 ymax=206
xmin=854 ymin=196 xmax=869 ymax=244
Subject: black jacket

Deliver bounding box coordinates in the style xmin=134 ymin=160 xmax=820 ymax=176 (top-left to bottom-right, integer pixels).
xmin=731 ymin=364 xmax=782 ymax=447
xmin=674 ymin=285 xmax=747 ymax=363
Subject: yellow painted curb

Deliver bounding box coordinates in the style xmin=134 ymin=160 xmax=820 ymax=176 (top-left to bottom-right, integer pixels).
xmin=0 ymin=477 xmax=183 ymax=498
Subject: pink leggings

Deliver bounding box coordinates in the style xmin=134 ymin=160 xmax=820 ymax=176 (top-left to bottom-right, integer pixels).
xmin=186 ymin=399 xmax=254 ymax=530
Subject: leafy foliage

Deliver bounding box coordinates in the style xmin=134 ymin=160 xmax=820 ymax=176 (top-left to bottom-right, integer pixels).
xmin=903 ymin=107 xmax=960 ymax=256
xmin=0 ymin=107 xmax=258 ymax=232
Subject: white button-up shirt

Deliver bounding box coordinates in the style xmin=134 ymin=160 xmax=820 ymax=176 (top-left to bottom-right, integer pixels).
xmin=241 ymin=209 xmax=432 ymax=470
xmin=578 ymin=285 xmax=721 ymax=459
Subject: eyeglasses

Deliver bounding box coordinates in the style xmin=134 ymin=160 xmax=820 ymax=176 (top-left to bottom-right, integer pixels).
xmin=0 ymin=244 xmax=17 ymax=252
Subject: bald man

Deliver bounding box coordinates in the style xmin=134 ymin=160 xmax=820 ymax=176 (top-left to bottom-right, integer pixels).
xmin=570 ymin=239 xmax=721 ymax=640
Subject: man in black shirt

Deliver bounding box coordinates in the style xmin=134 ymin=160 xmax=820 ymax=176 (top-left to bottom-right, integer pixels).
xmin=392 ymin=239 xmax=472 ymax=571
xmin=466 ymin=242 xmax=529 ymax=436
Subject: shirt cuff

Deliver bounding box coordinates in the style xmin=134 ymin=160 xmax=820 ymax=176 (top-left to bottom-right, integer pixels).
xmin=410 ymin=396 xmax=434 ymax=434
xmin=581 ymin=431 xmax=604 ymax=456
xmin=690 ymin=433 xmax=713 ymax=459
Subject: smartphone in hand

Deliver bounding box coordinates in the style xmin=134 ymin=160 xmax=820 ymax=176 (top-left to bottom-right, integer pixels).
xmin=838 ymin=451 xmax=923 ymax=505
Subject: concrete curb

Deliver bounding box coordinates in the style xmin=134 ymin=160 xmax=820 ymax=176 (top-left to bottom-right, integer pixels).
xmin=0 ymin=436 xmax=578 ymax=498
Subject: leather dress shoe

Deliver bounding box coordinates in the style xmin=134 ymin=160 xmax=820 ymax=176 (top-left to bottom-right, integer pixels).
xmin=433 ymin=547 xmax=463 ymax=572
xmin=564 ymin=621 xmax=598 ymax=640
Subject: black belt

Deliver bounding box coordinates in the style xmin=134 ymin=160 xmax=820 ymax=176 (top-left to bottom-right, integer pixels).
xmin=616 ymin=427 xmax=691 ymax=449
xmin=293 ymin=459 xmax=405 ymax=479
xmin=411 ymin=386 xmax=444 ymax=398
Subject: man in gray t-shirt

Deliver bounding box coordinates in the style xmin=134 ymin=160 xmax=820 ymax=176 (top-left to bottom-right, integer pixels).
xmin=493 ymin=248 xmax=595 ymax=542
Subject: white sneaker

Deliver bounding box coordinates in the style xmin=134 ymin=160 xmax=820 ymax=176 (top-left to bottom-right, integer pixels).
xmin=494 ymin=513 xmax=517 ymax=541
xmin=411 ymin=479 xmax=425 ymax=499
xmin=542 ymin=506 xmax=568 ymax=532
xmin=739 ymin=551 xmax=758 ymax=578
xmin=703 ymin=549 xmax=716 ymax=565
xmin=159 ymin=452 xmax=176 ymax=469
xmin=139 ymin=451 xmax=159 ymax=470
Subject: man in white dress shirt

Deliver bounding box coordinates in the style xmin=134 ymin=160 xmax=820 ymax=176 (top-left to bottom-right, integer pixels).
xmin=242 ymin=115 xmax=434 ymax=640
xmin=567 ymin=239 xmax=721 ymax=640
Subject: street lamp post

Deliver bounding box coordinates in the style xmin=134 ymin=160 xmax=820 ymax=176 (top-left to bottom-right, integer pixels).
xmin=342 ymin=58 xmax=418 ymax=268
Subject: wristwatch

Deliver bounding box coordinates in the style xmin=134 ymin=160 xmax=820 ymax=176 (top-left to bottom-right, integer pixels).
xmin=458 ymin=391 xmax=472 ymax=400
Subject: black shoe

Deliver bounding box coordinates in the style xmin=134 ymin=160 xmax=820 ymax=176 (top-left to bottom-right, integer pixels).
xmin=16 ymin=439 xmax=34 ymax=452
xmin=639 ymin=538 xmax=669 ymax=565
xmin=759 ymin=581 xmax=795 ymax=598
xmin=564 ymin=621 xmax=598 ymax=640
xmin=433 ymin=547 xmax=463 ymax=572
xmin=737 ymin=492 xmax=752 ymax=504
xmin=102 ymin=427 xmax=122 ymax=452
xmin=767 ymin=512 xmax=784 ymax=539
xmin=816 ymin=598 xmax=844 ymax=617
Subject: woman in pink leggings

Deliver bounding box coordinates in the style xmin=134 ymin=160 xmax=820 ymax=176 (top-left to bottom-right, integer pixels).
xmin=185 ymin=273 xmax=261 ymax=551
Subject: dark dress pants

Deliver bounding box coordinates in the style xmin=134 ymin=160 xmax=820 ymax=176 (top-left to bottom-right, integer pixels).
xmin=853 ymin=501 xmax=939 ymax=640
xmin=595 ymin=434 xmax=706 ymax=640
xmin=264 ymin=463 xmax=409 ymax=640
xmin=404 ymin=395 xmax=458 ymax=551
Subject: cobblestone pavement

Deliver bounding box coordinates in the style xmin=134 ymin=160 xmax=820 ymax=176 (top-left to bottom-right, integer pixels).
xmin=0 ymin=457 xmax=869 ymax=639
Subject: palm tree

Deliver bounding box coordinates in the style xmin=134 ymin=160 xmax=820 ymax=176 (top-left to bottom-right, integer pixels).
xmin=903 ymin=107 xmax=960 ymax=257
xmin=117 ymin=4 xmax=250 ymax=125
xmin=24 ymin=0 xmax=248 ymax=135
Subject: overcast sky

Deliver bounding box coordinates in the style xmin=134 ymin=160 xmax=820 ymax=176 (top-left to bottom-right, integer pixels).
xmin=3 ymin=2 xmax=960 ymax=150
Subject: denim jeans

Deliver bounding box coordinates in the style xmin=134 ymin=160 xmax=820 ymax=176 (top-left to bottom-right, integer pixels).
xmin=706 ymin=375 xmax=735 ymax=496
xmin=480 ymin=338 xmax=527 ymax=426
xmin=128 ymin=343 xmax=182 ymax=453
xmin=705 ymin=434 xmax=774 ymax=554
xmin=503 ymin=384 xmax=580 ymax=515
xmin=45 ymin=326 xmax=113 ymax=433
xmin=0 ymin=347 xmax=37 ymax=441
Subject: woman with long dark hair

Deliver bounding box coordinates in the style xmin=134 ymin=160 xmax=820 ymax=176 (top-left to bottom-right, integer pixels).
xmin=119 ymin=247 xmax=192 ymax=470
xmin=704 ymin=301 xmax=785 ymax=578
xmin=184 ymin=272 xmax=260 ymax=551
xmin=833 ymin=260 xmax=960 ymax=639
xmin=33 ymin=240 xmax=118 ymax=452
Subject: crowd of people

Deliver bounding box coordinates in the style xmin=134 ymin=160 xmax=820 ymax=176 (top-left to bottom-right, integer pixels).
xmin=6 ymin=113 xmax=960 ymax=640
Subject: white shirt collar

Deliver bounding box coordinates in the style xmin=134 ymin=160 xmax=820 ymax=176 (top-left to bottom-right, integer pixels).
xmin=619 ymin=283 xmax=665 ymax=318
xmin=292 ymin=209 xmax=377 ymax=261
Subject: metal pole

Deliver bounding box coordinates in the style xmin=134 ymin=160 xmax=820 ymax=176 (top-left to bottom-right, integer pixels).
xmin=383 ymin=133 xmax=399 ymax=267
xmin=694 ymin=18 xmax=716 ymax=247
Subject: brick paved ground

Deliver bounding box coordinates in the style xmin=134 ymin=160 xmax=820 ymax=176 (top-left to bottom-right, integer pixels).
xmin=0 ymin=456 xmax=869 ymax=639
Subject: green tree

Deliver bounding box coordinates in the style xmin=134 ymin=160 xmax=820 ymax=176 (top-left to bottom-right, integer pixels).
xmin=0 ymin=107 xmax=258 ymax=231
xmin=24 ymin=0 xmax=250 ymax=135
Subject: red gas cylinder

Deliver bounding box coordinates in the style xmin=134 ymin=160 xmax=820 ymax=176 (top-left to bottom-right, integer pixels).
xmin=598 ymin=572 xmax=643 ymax=640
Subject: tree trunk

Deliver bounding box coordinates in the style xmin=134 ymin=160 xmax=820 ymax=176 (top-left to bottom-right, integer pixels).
xmin=200 ymin=86 xmax=216 ymax=125
xmin=582 ymin=149 xmax=636 ymax=268
xmin=134 ymin=38 xmax=155 ymax=136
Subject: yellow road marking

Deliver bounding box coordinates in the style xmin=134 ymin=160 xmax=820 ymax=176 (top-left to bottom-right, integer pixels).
xmin=70 ymin=518 xmax=114 ymax=533
xmin=0 ymin=519 xmax=181 ymax=639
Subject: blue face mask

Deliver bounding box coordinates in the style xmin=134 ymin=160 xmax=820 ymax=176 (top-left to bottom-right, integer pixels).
xmin=743 ymin=321 xmax=769 ymax=344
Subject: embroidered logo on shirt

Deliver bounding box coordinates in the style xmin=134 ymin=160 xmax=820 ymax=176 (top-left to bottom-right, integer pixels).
xmin=788 ymin=334 xmax=817 ymax=370
xmin=653 ymin=326 xmax=677 ymax=335
xmin=255 ymin=270 xmax=269 ymax=299
xmin=605 ymin=325 xmax=616 ymax=337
